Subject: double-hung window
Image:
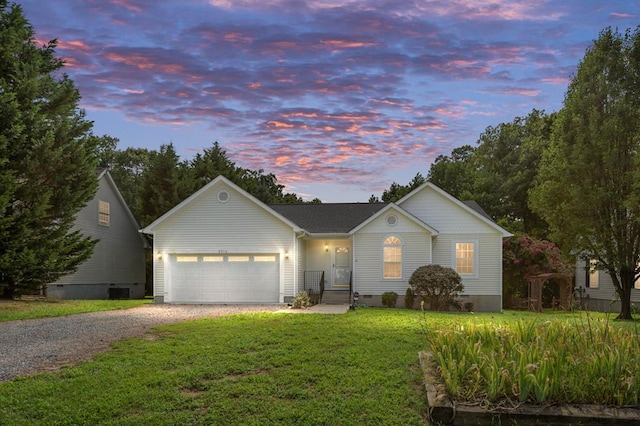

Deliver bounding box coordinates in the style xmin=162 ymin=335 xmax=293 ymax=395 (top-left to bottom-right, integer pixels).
xmin=383 ymin=236 xmax=402 ymax=279
xmin=454 ymin=241 xmax=477 ymax=276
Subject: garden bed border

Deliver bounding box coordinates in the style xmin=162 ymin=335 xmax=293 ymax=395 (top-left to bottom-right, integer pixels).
xmin=419 ymin=351 xmax=640 ymax=425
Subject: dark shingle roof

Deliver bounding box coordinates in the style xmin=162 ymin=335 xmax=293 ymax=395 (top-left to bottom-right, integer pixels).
xmin=269 ymin=203 xmax=387 ymax=233
xmin=462 ymin=200 xmax=494 ymax=222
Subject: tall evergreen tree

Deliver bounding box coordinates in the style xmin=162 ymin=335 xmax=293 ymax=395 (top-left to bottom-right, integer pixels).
xmin=530 ymin=27 xmax=640 ymax=320
xmin=0 ymin=1 xmax=99 ymax=297
xmin=139 ymin=143 xmax=187 ymax=227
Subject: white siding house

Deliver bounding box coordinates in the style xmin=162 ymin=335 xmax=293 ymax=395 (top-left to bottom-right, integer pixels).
xmin=142 ymin=176 xmax=511 ymax=311
xmin=47 ymin=170 xmax=147 ymax=299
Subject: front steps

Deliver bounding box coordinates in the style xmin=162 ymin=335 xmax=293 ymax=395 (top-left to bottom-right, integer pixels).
xmin=321 ymin=290 xmax=350 ymax=305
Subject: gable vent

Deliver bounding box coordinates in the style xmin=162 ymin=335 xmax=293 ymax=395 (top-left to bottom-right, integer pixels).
xmin=385 ymin=214 xmax=398 ymax=226
xmin=217 ymin=190 xmax=230 ymax=203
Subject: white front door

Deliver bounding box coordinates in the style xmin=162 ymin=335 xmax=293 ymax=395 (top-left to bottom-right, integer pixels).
xmin=333 ymin=245 xmax=352 ymax=289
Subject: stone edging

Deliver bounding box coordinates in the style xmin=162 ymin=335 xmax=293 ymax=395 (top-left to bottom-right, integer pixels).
xmin=419 ymin=351 xmax=640 ymax=425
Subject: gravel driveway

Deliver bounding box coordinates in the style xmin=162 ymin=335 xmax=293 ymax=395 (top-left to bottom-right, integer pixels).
xmin=0 ymin=304 xmax=284 ymax=383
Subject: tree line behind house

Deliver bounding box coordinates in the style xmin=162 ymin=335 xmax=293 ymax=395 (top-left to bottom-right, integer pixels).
xmin=1 ymin=1 xmax=639 ymax=318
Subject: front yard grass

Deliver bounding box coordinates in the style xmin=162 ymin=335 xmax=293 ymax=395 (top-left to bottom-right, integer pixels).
xmin=0 ymin=298 xmax=151 ymax=322
xmin=0 ymin=308 xmax=638 ymax=425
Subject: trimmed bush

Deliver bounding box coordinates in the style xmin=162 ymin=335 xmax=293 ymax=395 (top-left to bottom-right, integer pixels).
xmin=408 ymin=265 xmax=464 ymax=311
xmin=381 ymin=292 xmax=398 ymax=308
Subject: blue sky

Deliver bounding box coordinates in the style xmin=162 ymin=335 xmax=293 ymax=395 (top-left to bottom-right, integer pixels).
xmin=19 ymin=0 xmax=639 ymax=202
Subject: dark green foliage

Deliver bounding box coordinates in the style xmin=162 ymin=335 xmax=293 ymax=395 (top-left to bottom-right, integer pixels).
xmin=96 ymin=140 xmax=151 ymax=217
xmin=379 ymin=173 xmax=425 ymax=202
xmin=427 ymin=145 xmax=476 ymax=200
xmin=381 ymin=291 xmax=398 ymax=308
xmin=105 ymin=140 xmax=312 ymax=227
xmin=139 ymin=143 xmax=189 ymax=227
xmin=530 ymin=27 xmax=640 ymax=320
xmin=404 ymin=287 xmax=415 ymax=309
xmin=0 ymin=1 xmax=99 ymax=297
xmin=408 ymin=265 xmax=464 ymax=311
xmin=472 ymin=109 xmax=554 ymax=237
xmin=375 ymin=109 xmax=554 ymax=238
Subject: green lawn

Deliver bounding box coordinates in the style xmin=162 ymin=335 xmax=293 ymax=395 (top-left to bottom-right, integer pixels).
xmin=0 ymin=308 xmax=638 ymax=425
xmin=0 ymin=298 xmax=151 ymax=322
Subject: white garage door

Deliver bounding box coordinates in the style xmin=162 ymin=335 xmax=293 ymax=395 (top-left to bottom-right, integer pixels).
xmin=169 ymin=254 xmax=279 ymax=303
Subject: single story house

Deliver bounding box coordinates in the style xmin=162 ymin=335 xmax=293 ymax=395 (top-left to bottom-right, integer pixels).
xmin=575 ymin=258 xmax=640 ymax=312
xmin=47 ymin=169 xmax=147 ymax=299
xmin=142 ymin=176 xmax=511 ymax=311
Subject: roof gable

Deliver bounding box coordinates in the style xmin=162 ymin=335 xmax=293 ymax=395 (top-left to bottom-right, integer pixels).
xmin=141 ymin=175 xmax=301 ymax=234
xmin=98 ymin=170 xmax=149 ymax=247
xmin=397 ymin=181 xmax=512 ymax=237
xmin=348 ymin=203 xmax=439 ymax=235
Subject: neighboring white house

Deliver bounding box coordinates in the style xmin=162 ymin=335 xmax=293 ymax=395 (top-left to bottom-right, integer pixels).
xmin=47 ymin=170 xmax=147 ymax=299
xmin=575 ymin=259 xmax=640 ymax=312
xmin=142 ymin=176 xmax=512 ymax=311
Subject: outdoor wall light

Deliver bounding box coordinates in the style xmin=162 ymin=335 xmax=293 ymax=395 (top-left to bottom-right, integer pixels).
xmin=324 ymin=244 xmax=329 ymax=252
xmin=285 ymin=250 xmax=289 ymax=260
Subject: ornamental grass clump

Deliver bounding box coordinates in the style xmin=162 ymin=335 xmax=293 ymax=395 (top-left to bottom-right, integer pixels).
xmin=424 ymin=314 xmax=640 ymax=407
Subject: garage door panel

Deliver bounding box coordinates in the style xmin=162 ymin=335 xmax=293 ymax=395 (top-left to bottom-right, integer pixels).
xmin=170 ymin=254 xmax=279 ymax=303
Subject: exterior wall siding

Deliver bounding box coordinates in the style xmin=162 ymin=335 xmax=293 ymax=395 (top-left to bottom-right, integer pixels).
xmin=431 ymin=234 xmax=502 ymax=297
xmin=152 ymin=181 xmax=296 ymax=302
xmin=400 ymin=186 xmax=504 ymax=308
xmin=575 ymin=259 xmax=640 ymax=312
xmin=353 ymin=231 xmax=431 ymax=296
xmin=49 ymin=173 xmax=146 ymax=299
xmin=400 ymin=188 xmax=498 ymax=234
xmin=351 ymin=212 xmax=432 ymax=296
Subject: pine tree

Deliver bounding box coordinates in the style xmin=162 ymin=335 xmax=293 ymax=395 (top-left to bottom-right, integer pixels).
xmin=0 ymin=1 xmax=99 ymax=297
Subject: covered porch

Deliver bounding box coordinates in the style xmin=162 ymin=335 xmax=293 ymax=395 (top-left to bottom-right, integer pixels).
xmin=301 ymin=238 xmax=353 ymax=305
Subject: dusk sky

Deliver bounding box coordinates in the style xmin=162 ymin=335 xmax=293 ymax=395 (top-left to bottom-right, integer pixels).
xmin=19 ymin=1 xmax=639 ymax=202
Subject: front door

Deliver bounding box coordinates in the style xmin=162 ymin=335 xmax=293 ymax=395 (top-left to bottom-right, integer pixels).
xmin=333 ymin=246 xmax=352 ymax=289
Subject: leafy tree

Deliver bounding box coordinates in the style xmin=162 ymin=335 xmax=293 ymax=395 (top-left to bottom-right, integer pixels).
xmin=379 ymin=173 xmax=426 ymax=202
xmin=0 ymin=1 xmax=99 ymax=297
xmin=473 ymin=109 xmax=554 ymax=236
xmin=530 ymin=27 xmax=640 ymax=320
xmin=427 ymin=145 xmax=477 ymax=200
xmin=408 ymin=265 xmax=464 ymax=311
xmin=106 ymin=147 xmax=152 ymax=218
xmin=502 ymin=234 xmax=573 ymax=304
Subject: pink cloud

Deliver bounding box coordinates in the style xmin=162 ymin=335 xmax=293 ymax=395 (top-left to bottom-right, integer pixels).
xmin=111 ymin=0 xmax=143 ymax=13
xmin=610 ymin=12 xmax=637 ymax=19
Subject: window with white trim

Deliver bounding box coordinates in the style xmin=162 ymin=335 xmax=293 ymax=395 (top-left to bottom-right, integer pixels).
xmin=454 ymin=242 xmax=476 ymax=276
xmin=587 ymin=259 xmax=599 ymax=288
xmin=98 ymin=201 xmax=110 ymax=226
xmin=383 ymin=236 xmax=402 ymax=279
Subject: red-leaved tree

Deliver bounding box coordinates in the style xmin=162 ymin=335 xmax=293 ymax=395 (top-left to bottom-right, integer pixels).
xmin=503 ymin=234 xmax=573 ymax=305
